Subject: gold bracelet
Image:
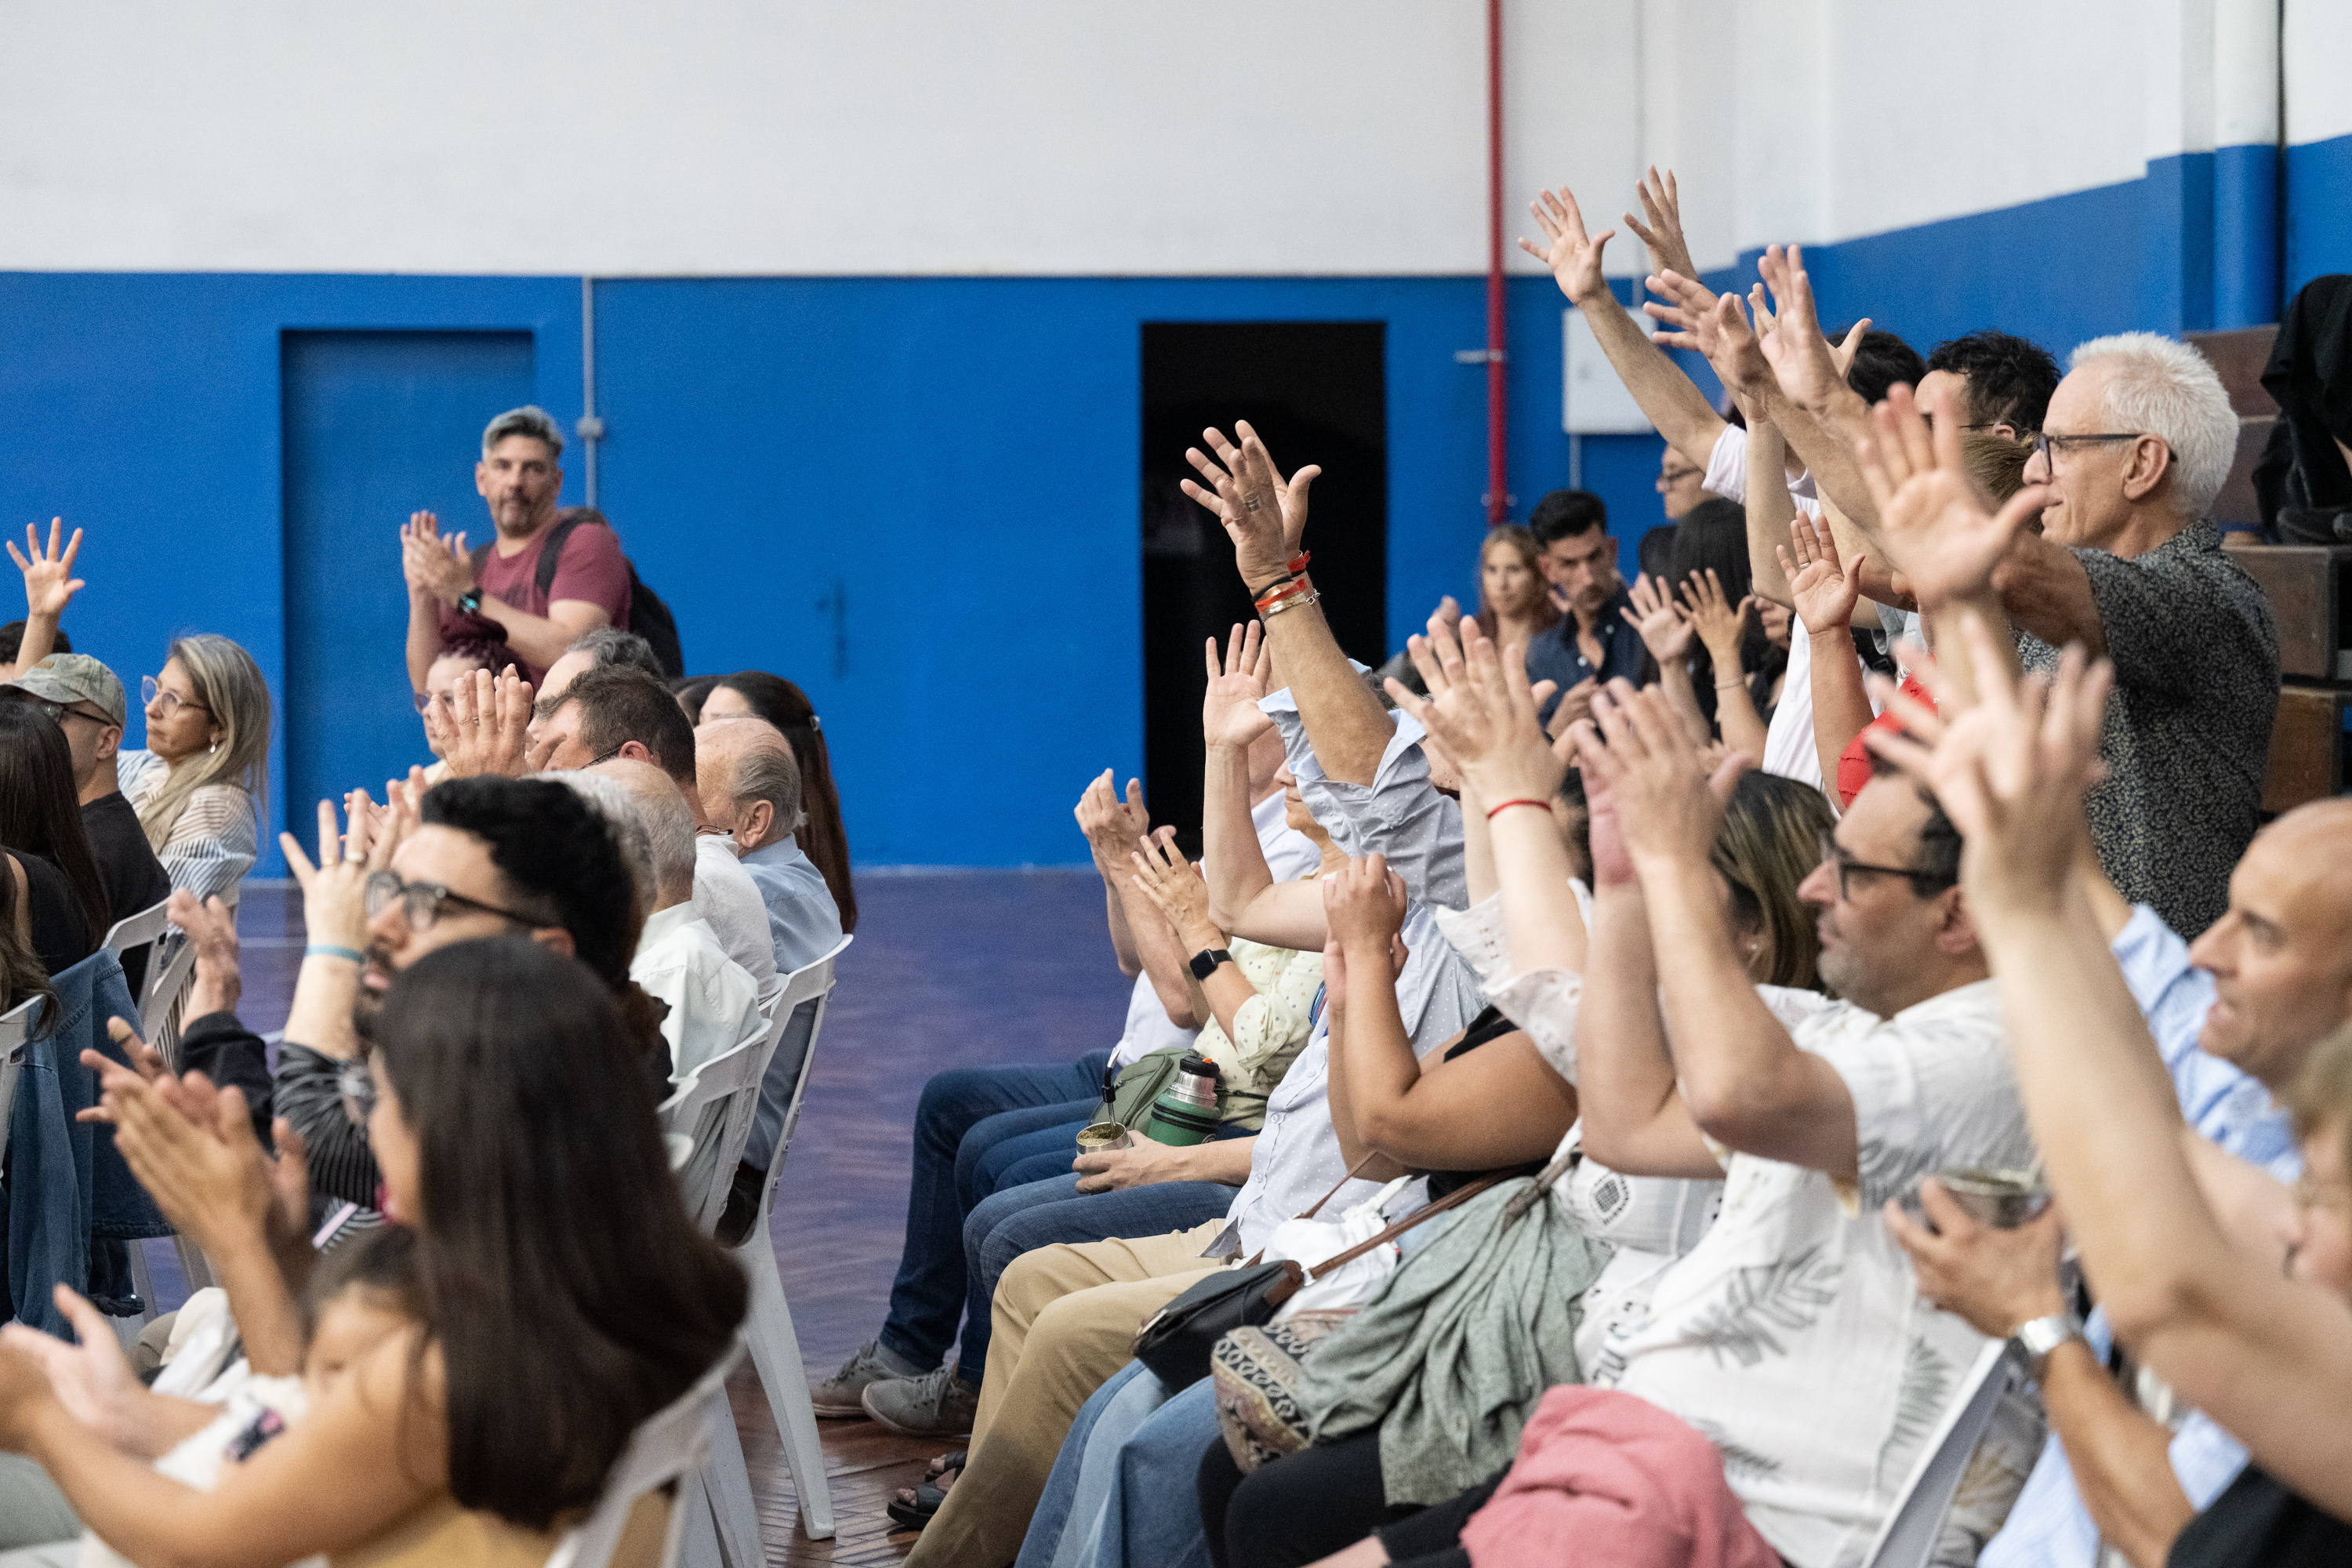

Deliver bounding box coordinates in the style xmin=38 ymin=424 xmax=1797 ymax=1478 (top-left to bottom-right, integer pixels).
xmin=1261 ymin=589 xmax=1321 ymax=618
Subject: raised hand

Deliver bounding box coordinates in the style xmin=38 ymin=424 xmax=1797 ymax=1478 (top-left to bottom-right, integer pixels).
xmin=1855 ymin=383 xmax=2050 ymax=607
xmin=1128 ymin=833 xmax=1222 ymax=950
xmin=279 ymin=796 xmax=394 ymax=958
xmin=1073 ymin=770 xmax=1152 ymax=860
xmin=8 ymin=519 xmax=85 ymax=622
xmin=1621 ymin=572 xmax=1696 ymax=663
xmin=1385 ymin=615 xmax=1570 ymax=807
xmin=1570 ymin=681 xmax=1747 ymax=873
xmin=1753 ymin=245 xmax=1855 ymax=417
xmin=1180 ymin=423 xmax=1319 ymax=592
xmin=1678 ymin=569 xmax=1753 ymax=669
xmin=1320 ymin=854 xmax=1409 ymax=952
xmin=1519 ymin=185 xmax=1615 ymax=308
xmin=1624 ymin=166 xmax=1703 ymax=288
xmin=1201 ymin=621 xmax=1276 ymax=749
xmin=1862 ymin=612 xmax=2112 ymax=919
xmin=426 ymin=666 xmax=536 ymax=779
xmin=1775 ymin=511 xmax=1864 ymax=631
xmin=1546 ymin=674 xmax=1602 ymax=739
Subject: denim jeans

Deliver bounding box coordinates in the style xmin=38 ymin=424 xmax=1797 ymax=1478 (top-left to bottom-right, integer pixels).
xmin=877 ymin=1054 xmax=1112 ymax=1373
xmin=1073 ymin=1374 xmax=1220 ymax=1568
xmin=956 ymin=1104 xmax=1099 ymax=1214
xmin=956 ymin=1176 xmax=1240 ymax=1385
xmin=1016 ymin=1359 xmax=1160 ymax=1568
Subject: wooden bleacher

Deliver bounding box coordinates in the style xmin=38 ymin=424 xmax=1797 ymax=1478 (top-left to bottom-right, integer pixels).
xmin=2187 ymin=324 xmax=2351 ymax=811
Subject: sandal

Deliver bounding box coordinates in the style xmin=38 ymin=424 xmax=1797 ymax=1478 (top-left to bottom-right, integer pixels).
xmin=886 ymin=1454 xmax=965 ymax=1532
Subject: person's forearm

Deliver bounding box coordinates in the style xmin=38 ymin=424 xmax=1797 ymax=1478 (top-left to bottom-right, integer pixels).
xmin=1654 ymin=659 xmax=1711 ymax=748
xmin=1575 ymin=882 xmax=1702 ymax=1174
xmin=1636 ymin=857 xmax=1831 ymax=1167
xmin=1745 ymin=421 xmax=1797 ymax=604
xmin=1710 ymin=659 xmax=1769 ymax=762
xmin=1484 ymin=804 xmax=1588 ymax=975
xmin=1918 ymin=593 xmax=2018 ymax=711
xmin=1167 ymin=1134 xmax=1258 ymax=1185
xmin=1127 ymin=890 xmax=1203 ymax=1032
xmin=1258 ymin=597 xmax=1395 ymax=787
xmin=282 ymin=956 xmax=364 ymax=1062
xmin=1580 ymin=289 xmax=1728 ymax=465
xmin=1202 ymin=740 xmax=1276 ymax=929
xmin=1188 ymin=947 xmax=1258 ymax=1047
xmin=204 ymin=1229 xmax=307 ymax=1377
xmin=9 ymin=608 xmax=60 ymax=681
xmin=25 ymin=1400 xmax=234 ymax=1565
xmin=187 ymin=949 xmax=243 ymax=1023
xmin=1095 ymin=859 xmax=1144 ymax=977
xmin=2041 ymin=1341 xmax=2197 ymax=1568
xmin=405 ymin=588 xmax=442 ymax=694
xmin=1459 ymin=780 xmax=1498 ymax=906
xmin=1991 ymin=537 xmax=2108 ymax=655
xmin=1336 ymin=935 xmax=1424 ymax=1159
xmin=475 ymin=598 xmax=606 ymax=671
xmin=1808 ymin=626 xmax=1876 ymax=790
xmin=1773 ymin=389 xmax=1881 ymax=538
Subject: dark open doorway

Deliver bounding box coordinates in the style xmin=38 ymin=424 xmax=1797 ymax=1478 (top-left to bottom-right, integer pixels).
xmin=1142 ymin=322 xmax=1387 ymax=855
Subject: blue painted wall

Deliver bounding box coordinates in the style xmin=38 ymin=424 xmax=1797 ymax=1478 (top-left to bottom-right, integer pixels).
xmin=7 ymin=129 xmax=2352 ymax=868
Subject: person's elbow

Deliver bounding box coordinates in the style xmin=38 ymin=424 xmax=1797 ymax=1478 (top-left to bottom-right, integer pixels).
xmin=2099 ymin=1268 xmax=2217 ymax=1356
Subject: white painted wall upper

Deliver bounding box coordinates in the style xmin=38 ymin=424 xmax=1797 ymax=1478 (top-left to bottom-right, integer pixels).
xmin=2 ymin=0 xmax=2346 ymax=278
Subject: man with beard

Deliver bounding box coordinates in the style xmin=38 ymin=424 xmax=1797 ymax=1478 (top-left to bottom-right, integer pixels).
xmin=171 ymin=775 xmax=653 ymax=1207
xmin=399 ymin=406 xmax=633 ymax=686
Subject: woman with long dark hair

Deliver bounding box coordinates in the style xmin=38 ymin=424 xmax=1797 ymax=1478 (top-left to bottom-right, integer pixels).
xmin=699 ymin=670 xmax=858 ymax=931
xmin=0 ymin=702 xmax=110 ymax=975
xmin=0 ymin=937 xmax=746 ymax=1561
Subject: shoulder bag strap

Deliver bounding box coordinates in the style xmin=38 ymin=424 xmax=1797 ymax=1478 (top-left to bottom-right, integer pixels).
xmin=1303 ymin=1173 xmax=1505 ymax=1282
xmin=532 ymin=516 xmax=587 ymax=598
xmin=1295 ymin=1151 xmax=1384 ymax=1222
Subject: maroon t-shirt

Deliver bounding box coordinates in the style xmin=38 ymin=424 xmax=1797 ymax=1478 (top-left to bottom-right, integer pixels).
xmin=438 ymin=519 xmax=633 ymax=681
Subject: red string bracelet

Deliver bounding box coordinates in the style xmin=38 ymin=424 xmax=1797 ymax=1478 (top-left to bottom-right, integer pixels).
xmin=1485 ymin=798 xmax=1552 ymax=820
xmin=1255 ymin=577 xmax=1313 ymax=612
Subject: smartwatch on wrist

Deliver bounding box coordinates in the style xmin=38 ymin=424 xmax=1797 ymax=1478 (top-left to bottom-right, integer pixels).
xmin=1189 ymin=948 xmax=1233 ymax=982
xmin=2012 ymin=1312 xmax=2085 ymax=1381
xmin=456 ymin=589 xmax=483 ymax=615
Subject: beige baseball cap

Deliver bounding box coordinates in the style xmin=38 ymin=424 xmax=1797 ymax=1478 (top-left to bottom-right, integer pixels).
xmin=10 ymin=653 xmax=128 ymax=727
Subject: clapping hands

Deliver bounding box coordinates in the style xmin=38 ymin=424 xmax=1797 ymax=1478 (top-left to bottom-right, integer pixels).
xmin=1128 ymin=833 xmax=1222 ymax=951
xmin=1074 ymin=770 xmax=1152 ymax=864
xmin=401 ymin=510 xmax=477 ymax=606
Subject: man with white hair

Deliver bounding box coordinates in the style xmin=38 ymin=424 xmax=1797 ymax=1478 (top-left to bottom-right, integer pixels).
xmin=584 ymin=757 xmax=762 ymax=1083
xmin=1875 ymin=332 xmax=2277 ymax=936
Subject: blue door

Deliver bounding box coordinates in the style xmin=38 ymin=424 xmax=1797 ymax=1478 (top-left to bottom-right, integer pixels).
xmin=279 ymin=331 xmax=536 ymax=851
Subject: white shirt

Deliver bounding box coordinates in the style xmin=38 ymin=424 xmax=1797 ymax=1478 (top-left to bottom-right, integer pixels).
xmin=116 ymin=750 xmax=257 ymax=902
xmin=694 ymin=836 xmax=780 ymax=1003
xmin=631 ymin=902 xmax=764 ymax=1084
xmin=1602 ymin=978 xmax=2031 ymax=1568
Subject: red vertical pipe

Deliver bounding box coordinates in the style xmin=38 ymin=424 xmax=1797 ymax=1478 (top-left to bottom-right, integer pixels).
xmin=1485 ymin=0 xmax=1508 ymax=525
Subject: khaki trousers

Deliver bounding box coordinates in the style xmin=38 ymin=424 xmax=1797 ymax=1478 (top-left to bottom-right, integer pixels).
xmin=901 ymin=1218 xmax=1229 ymax=1568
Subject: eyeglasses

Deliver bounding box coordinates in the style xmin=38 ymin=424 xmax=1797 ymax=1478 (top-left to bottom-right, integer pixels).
xmin=1817 ymin=830 xmax=1955 ymax=902
xmin=24 ymin=697 xmax=111 ymax=728
xmin=2030 ymin=430 xmax=2145 ymax=469
xmin=339 ymin=1058 xmax=376 ymax=1128
xmin=141 ymin=675 xmax=209 ymax=717
xmin=412 ymin=690 xmax=454 ymax=716
xmin=364 ymin=869 xmax=543 ymax=931
xmin=1656 ymin=466 xmax=1704 ymax=489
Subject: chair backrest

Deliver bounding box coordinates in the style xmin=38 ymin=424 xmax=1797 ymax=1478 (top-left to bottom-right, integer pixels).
xmin=753 ymin=934 xmax=851 ymax=1214
xmin=0 ymin=992 xmax=45 ymax=1168
xmin=101 ymin=898 xmax=171 ymax=958
xmin=1863 ymin=1338 xmax=2016 ymax=1568
xmin=544 ymin=1338 xmax=746 ymax=1568
xmin=659 ymin=1015 xmax=777 ymax=1232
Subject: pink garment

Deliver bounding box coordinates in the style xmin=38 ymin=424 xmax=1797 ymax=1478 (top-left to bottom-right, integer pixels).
xmin=1461 ymin=1387 xmax=1783 ymax=1568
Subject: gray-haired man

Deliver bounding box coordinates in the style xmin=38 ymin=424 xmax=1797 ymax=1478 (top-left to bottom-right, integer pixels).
xmin=401 ymin=405 xmax=633 ymax=684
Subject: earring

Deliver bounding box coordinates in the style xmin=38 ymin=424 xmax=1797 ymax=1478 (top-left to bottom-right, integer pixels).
xmin=209 ymin=739 xmax=218 ymax=756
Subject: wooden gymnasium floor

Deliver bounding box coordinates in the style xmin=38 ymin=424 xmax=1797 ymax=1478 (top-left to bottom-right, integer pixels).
xmin=147 ymin=870 xmax=1137 ymax=1567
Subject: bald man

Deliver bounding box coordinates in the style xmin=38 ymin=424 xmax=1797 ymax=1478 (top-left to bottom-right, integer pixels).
xmin=697 ymin=717 xmax=847 ymax=1242
xmin=589 ymin=757 xmax=763 ymax=1085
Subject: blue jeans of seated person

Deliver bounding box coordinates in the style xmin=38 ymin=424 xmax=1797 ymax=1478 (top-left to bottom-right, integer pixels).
xmin=1017 ymin=1360 xmax=1161 ymax=1568
xmin=1017 ymin=1365 xmax=1217 ymax=1568
xmin=876 ymin=1055 xmax=1112 ymax=1375
xmin=952 ymin=1174 xmax=1241 ymax=1388
xmin=960 ymin=1107 xmax=1099 ymax=1210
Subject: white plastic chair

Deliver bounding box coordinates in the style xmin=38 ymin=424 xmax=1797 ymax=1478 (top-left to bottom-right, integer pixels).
xmin=1863 ymin=1338 xmax=2016 ymax=1568
xmin=660 ymin=1008 xmax=783 ymax=1235
xmin=728 ymin=934 xmax=850 ymax=1542
xmin=545 ymin=1338 xmax=752 ymax=1568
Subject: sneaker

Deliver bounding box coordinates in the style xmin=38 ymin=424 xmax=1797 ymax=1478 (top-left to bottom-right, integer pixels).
xmin=860 ymin=1364 xmax=981 ymax=1438
xmin=811 ymin=1338 xmax=922 ymax=1417
xmin=714 ymin=1160 xmax=769 ymax=1250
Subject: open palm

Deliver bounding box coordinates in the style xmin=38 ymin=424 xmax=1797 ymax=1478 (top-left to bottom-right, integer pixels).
xmin=1622 ymin=573 xmax=1695 ymax=662
xmin=1519 ymin=185 xmax=1612 ymax=307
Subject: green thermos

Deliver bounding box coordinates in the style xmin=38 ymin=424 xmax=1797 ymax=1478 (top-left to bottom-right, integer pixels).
xmin=1142 ymin=1054 xmax=1222 ymax=1145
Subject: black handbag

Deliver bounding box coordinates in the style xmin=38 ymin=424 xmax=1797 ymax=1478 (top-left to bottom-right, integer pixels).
xmin=1131 ymin=1168 xmax=1502 ymax=1389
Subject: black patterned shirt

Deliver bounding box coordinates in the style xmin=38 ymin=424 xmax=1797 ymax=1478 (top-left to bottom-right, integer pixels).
xmin=2016 ymin=521 xmax=2279 ymax=938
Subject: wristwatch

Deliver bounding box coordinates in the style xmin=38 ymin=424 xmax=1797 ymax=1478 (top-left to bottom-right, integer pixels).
xmin=2012 ymin=1312 xmax=2085 ymax=1381
xmin=1189 ymin=948 xmax=1233 ymax=982
xmin=456 ymin=588 xmax=483 ymax=615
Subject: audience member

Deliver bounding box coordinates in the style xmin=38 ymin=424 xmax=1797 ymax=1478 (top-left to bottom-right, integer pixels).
xmin=532 ymin=625 xmax=667 ymax=721
xmin=0 ymin=938 xmax=744 ymax=1565
xmin=118 ymin=635 xmax=271 ymax=903
xmin=412 ymin=637 xmax=509 ymax=782
xmin=0 ymin=521 xmax=82 ymax=681
xmin=1470 ymin=524 xmax=1559 ymax=670
xmin=1522 ymin=490 xmax=1640 ymax=731
xmin=1665 ymin=495 xmax=1773 ymax=757
xmin=587 ymin=756 xmax=763 ymax=1083
xmin=0 ymin=703 xmax=111 ymax=976
xmin=698 ymin=670 xmax=858 ymax=932
xmin=1921 ymin=328 xmax=2064 ymax=438
xmin=671 ymin=673 xmax=720 ymax=724
xmin=401 ymin=406 xmax=631 ymax=684
xmin=5 ymin=657 xmax=170 ymax=961
xmin=692 ymin=716 xmax=844 ymax=1239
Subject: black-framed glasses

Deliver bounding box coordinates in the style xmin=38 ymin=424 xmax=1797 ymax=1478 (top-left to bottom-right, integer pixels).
xmin=364 ymin=869 xmax=543 ymax=931
xmin=2031 ymin=430 xmax=2144 ymax=469
xmin=24 ymin=696 xmax=112 ymax=728
xmin=339 ymin=1058 xmax=376 ymax=1128
xmin=1817 ymin=830 xmax=1955 ymax=901
xmin=140 ymin=675 xmax=209 ymax=717
xmin=1656 ymin=465 xmax=1704 ymax=489
xmin=412 ymin=689 xmax=454 ymax=716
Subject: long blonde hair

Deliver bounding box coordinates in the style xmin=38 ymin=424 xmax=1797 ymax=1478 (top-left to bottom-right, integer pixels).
xmin=139 ymin=634 xmax=271 ymax=849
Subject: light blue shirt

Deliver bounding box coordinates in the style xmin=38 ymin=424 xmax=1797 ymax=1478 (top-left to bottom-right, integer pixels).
xmin=1980 ymin=906 xmax=2298 ymax=1568
xmin=738 ymin=835 xmax=845 ymax=976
